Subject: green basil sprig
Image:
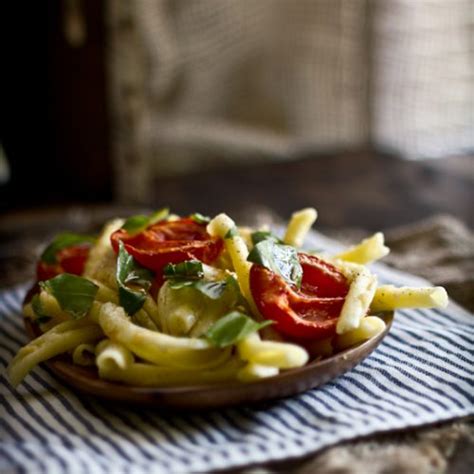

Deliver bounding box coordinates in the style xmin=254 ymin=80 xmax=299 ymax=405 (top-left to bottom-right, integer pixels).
xmin=247 ymin=239 xmax=303 ymax=288
xmin=250 ymin=230 xmax=282 ymax=246
xmin=192 ymin=280 xmax=228 ymax=299
xmin=163 ymin=260 xmax=204 ymax=282
xmin=224 ymin=227 xmax=239 ymax=239
xmin=189 ymin=213 xmax=211 ymax=224
xmin=206 ymin=311 xmax=272 ymax=348
xmin=40 ymin=233 xmax=95 ymax=264
xmin=40 ymin=274 xmax=98 ymax=319
xmin=122 ymin=208 xmax=169 ymax=235
xmin=164 ymin=260 xmax=231 ymax=300
xmin=116 ymin=241 xmax=154 ymax=315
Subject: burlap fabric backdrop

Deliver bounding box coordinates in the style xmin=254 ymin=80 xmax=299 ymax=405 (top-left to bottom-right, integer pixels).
xmin=106 ymin=0 xmax=474 ymax=203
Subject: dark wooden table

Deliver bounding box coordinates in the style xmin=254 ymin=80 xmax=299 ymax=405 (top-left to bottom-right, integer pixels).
xmin=147 ymin=151 xmax=474 ymax=231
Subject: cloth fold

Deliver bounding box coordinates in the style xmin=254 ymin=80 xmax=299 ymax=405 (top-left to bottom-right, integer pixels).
xmin=1 ymin=231 xmax=473 ymax=474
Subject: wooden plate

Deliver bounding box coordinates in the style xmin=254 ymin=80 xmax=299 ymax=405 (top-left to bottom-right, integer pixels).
xmin=23 ymin=285 xmax=393 ymax=409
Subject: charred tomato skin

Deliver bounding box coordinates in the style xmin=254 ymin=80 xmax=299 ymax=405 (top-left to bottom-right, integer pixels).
xmin=250 ymin=253 xmax=349 ymax=340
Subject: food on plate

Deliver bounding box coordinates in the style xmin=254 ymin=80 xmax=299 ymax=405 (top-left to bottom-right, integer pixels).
xmin=8 ymin=208 xmax=448 ymax=388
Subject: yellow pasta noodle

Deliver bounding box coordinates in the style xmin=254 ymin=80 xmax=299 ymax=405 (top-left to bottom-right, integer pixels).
xmin=97 ymin=302 xmax=230 ymax=369
xmin=335 ymin=316 xmax=386 ymax=350
xmin=95 ymin=339 xmax=134 ymax=375
xmin=237 ymin=332 xmax=308 ymax=369
xmin=92 ymin=279 xmax=159 ymax=330
xmin=237 ymin=362 xmax=279 ymax=382
xmin=83 ymin=218 xmax=124 ymax=284
xmin=336 ymin=262 xmax=377 ymax=334
xmin=72 ymin=343 xmax=97 ymax=366
xmin=8 ymin=319 xmax=103 ymax=386
xmin=207 ymin=213 xmax=259 ymax=316
xmin=283 ymin=208 xmax=317 ymax=247
xmin=39 ymin=291 xmax=70 ymax=323
xmin=336 ymin=232 xmax=390 ymax=264
xmin=371 ymin=285 xmax=448 ymax=312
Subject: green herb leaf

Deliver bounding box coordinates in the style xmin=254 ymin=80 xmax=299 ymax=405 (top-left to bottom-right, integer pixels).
xmin=122 ymin=208 xmax=169 ymax=234
xmin=193 ymin=280 xmax=227 ymax=299
xmin=121 ymin=215 xmax=150 ymax=233
xmin=224 ymin=275 xmax=250 ymax=310
xmin=168 ymin=278 xmax=227 ymax=298
xmin=206 ymin=311 xmax=273 ymax=348
xmin=225 ymin=227 xmax=239 ymax=239
xmin=251 ymin=230 xmax=282 ymax=246
xmin=116 ymin=241 xmax=154 ymax=315
xmin=190 ymin=213 xmax=211 ymax=224
xmin=40 ymin=274 xmax=98 ymax=319
xmin=31 ymin=294 xmax=52 ymax=324
xmin=247 ymin=240 xmax=303 ymax=287
xmin=41 ymin=233 xmax=96 ymax=264
xmin=163 ymin=260 xmax=204 ymax=281
xmin=164 ymin=260 xmax=228 ymax=299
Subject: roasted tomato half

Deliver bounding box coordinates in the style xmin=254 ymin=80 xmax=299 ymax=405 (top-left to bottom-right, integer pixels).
xmin=110 ymin=217 xmax=223 ymax=273
xmin=249 ymin=253 xmax=350 ymax=340
xmin=36 ymin=245 xmax=90 ymax=281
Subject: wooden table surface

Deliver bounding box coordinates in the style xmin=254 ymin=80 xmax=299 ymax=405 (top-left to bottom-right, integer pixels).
xmin=147 ymin=151 xmax=474 ymax=231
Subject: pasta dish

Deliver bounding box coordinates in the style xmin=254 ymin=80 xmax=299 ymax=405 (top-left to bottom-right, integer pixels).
xmin=8 ymin=208 xmax=448 ymax=388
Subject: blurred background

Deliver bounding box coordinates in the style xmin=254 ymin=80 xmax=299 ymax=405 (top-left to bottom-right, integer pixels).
xmin=1 ymin=0 xmax=473 ymax=223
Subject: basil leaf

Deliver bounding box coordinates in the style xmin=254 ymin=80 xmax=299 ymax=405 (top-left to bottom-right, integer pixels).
xmin=164 ymin=260 xmax=229 ymax=299
xmin=167 ymin=278 xmax=227 ymax=298
xmin=193 ymin=280 xmax=227 ymax=299
xmin=190 ymin=213 xmax=211 ymax=224
xmin=164 ymin=260 xmax=204 ymax=280
xmin=118 ymin=286 xmax=145 ymax=316
xmin=116 ymin=241 xmax=154 ymax=315
xmin=41 ymin=232 xmax=95 ymax=264
xmin=224 ymin=275 xmax=250 ymax=310
xmin=251 ymin=230 xmax=282 ymax=246
xmin=40 ymin=274 xmax=98 ymax=319
xmin=206 ymin=311 xmax=273 ymax=348
xmin=122 ymin=208 xmax=169 ymax=234
xmin=247 ymin=240 xmax=303 ymax=288
xmin=31 ymin=294 xmax=52 ymax=324
xmin=225 ymin=227 xmax=238 ymax=239
xmin=121 ymin=215 xmax=150 ymax=233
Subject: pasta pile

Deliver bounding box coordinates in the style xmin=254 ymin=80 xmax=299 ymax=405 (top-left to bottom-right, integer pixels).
xmin=8 ymin=208 xmax=448 ymax=388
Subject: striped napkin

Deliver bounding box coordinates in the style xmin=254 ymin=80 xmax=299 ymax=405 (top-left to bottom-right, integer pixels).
xmin=1 ymin=231 xmax=473 ymax=473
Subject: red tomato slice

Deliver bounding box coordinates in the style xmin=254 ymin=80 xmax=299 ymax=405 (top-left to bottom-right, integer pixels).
xmin=36 ymin=245 xmax=90 ymax=281
xmin=110 ymin=217 xmax=223 ymax=273
xmin=250 ymin=253 xmax=350 ymax=340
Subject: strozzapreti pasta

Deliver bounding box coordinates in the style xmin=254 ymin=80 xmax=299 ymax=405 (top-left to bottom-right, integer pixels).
xmin=8 ymin=208 xmax=448 ymax=388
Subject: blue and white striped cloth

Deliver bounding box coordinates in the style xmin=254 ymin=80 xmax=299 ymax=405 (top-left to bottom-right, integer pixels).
xmin=1 ymin=232 xmax=473 ymax=473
